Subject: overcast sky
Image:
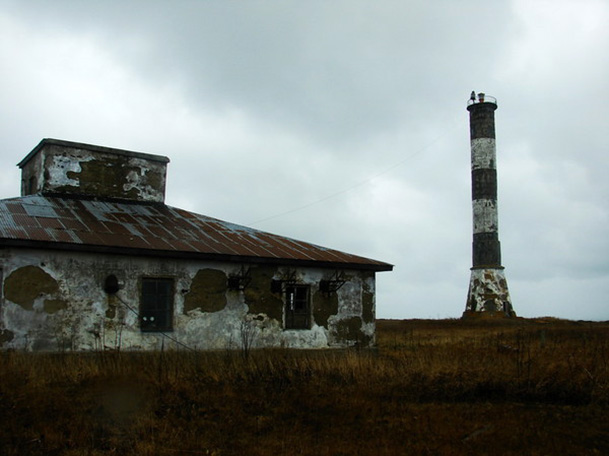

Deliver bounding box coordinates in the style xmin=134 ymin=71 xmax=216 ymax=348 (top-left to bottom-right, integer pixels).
xmin=1 ymin=0 xmax=607 ymax=320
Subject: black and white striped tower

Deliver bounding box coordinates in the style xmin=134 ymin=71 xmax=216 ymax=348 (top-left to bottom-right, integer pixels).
xmin=464 ymin=92 xmax=515 ymax=317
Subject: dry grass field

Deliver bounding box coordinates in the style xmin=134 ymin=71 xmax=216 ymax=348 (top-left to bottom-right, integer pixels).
xmin=1 ymin=317 xmax=608 ymax=455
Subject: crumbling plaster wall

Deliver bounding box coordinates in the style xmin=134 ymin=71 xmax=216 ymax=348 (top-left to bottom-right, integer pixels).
xmin=0 ymin=249 xmax=375 ymax=351
xmin=21 ymin=144 xmax=167 ymax=202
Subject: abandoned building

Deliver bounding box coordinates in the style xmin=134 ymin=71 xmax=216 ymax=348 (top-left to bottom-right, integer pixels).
xmin=0 ymin=139 xmax=392 ymax=351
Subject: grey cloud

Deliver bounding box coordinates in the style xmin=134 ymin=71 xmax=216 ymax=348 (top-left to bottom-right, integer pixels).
xmin=1 ymin=0 xmax=607 ymax=320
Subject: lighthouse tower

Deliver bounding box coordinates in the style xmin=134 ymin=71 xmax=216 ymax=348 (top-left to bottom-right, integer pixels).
xmin=464 ymin=92 xmax=515 ymax=317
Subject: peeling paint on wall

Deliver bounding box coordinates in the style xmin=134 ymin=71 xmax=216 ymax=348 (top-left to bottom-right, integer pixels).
xmin=184 ymin=268 xmax=227 ymax=314
xmin=470 ymin=138 xmax=496 ymax=169
xmin=20 ymin=141 xmax=168 ymax=203
xmin=61 ymin=153 xmax=165 ymax=202
xmin=313 ymin=290 xmax=338 ymax=328
xmin=105 ymin=299 xmax=117 ymax=319
xmin=465 ymin=268 xmax=514 ymax=316
xmin=48 ymin=154 xmax=86 ymax=188
xmin=331 ymin=316 xmax=370 ymax=346
xmin=362 ymin=272 xmax=375 ymax=324
xmin=472 ymin=199 xmax=499 ymax=234
xmin=0 ymin=250 xmax=377 ymax=351
xmin=4 ymin=265 xmax=59 ymax=310
xmin=43 ymin=298 xmax=68 ymax=314
xmin=244 ymin=266 xmax=283 ymax=322
xmin=0 ymin=329 xmax=14 ymax=346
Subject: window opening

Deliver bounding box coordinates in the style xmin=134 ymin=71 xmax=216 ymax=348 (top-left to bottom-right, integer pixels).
xmin=284 ymin=285 xmax=310 ymax=330
xmin=140 ymin=278 xmax=174 ymax=332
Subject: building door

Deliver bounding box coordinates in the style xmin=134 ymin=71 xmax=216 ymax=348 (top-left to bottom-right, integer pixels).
xmin=285 ymin=285 xmax=310 ymax=329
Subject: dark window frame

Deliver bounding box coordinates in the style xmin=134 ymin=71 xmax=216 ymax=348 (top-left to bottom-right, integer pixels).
xmin=140 ymin=277 xmax=174 ymax=332
xmin=284 ymin=284 xmax=310 ymax=330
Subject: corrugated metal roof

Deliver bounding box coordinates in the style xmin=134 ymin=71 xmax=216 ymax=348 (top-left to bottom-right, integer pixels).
xmin=0 ymin=195 xmax=393 ymax=271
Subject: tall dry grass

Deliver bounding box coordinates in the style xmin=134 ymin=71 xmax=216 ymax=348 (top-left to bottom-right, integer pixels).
xmin=0 ymin=318 xmax=608 ymax=455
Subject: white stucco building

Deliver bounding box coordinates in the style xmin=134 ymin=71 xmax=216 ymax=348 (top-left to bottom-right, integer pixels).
xmin=0 ymin=139 xmax=392 ymax=351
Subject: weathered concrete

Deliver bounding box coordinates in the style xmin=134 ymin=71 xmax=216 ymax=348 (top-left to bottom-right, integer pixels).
xmin=472 ymin=233 xmax=502 ymax=267
xmin=465 ymin=95 xmax=514 ymax=317
xmin=3 ymin=265 xmax=60 ymax=311
xmin=471 ymin=138 xmax=496 ymax=169
xmin=313 ymin=290 xmax=339 ymax=328
xmin=0 ymin=249 xmax=376 ymax=351
xmin=465 ymin=268 xmax=514 ymax=316
xmin=2 ymin=138 xmax=387 ymax=351
xmin=243 ymin=266 xmax=283 ymax=322
xmin=362 ymin=272 xmax=375 ymax=324
xmin=472 ymin=199 xmax=499 ymax=235
xmin=19 ymin=139 xmax=168 ymax=203
xmin=184 ymin=268 xmax=227 ymax=314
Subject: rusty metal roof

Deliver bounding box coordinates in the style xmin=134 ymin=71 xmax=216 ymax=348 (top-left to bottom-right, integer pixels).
xmin=0 ymin=195 xmax=393 ymax=271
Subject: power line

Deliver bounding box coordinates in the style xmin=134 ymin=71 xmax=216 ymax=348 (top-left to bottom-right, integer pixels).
xmin=248 ymin=115 xmax=462 ymax=226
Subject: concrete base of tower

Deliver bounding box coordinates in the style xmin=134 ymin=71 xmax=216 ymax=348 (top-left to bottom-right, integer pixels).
xmin=463 ymin=268 xmax=515 ymax=318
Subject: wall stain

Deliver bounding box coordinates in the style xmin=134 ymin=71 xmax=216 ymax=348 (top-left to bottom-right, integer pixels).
xmin=105 ymin=306 xmax=116 ymax=319
xmin=184 ymin=268 xmax=227 ymax=313
xmin=4 ymin=266 xmax=59 ymax=310
xmin=43 ymin=298 xmax=68 ymax=314
xmin=332 ymin=316 xmax=370 ymax=346
xmin=140 ymin=167 xmax=163 ymax=193
xmin=66 ymin=158 xmax=140 ymax=199
xmin=0 ymin=329 xmax=14 ymax=346
xmin=362 ymin=272 xmax=374 ymax=324
xmin=105 ymin=296 xmax=118 ymax=319
xmin=244 ymin=267 xmax=283 ymax=322
xmin=313 ymin=291 xmax=338 ymax=328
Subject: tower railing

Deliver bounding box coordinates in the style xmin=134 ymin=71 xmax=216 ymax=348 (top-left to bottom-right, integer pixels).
xmin=467 ymin=94 xmax=497 ymax=106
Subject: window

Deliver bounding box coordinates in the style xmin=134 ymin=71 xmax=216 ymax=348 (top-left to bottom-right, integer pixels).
xmin=140 ymin=278 xmax=174 ymax=332
xmin=284 ymin=285 xmax=310 ymax=330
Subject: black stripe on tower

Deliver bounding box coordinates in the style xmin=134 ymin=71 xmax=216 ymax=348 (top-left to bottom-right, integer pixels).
xmin=468 ymin=102 xmax=497 ymax=139
xmin=471 ymin=168 xmax=497 ymax=200
xmin=473 ymin=233 xmax=501 ymax=267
